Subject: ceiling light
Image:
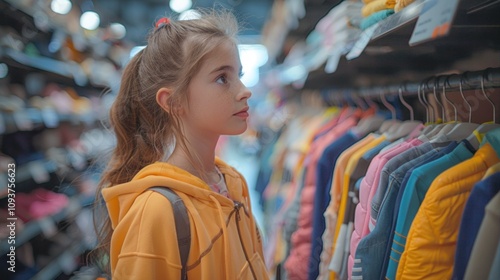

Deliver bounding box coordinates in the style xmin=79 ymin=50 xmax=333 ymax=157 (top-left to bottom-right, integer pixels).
xmin=169 ymin=0 xmax=192 ymax=13
xmin=51 ymin=0 xmax=72 ymax=15
xmin=80 ymin=11 xmax=100 ymax=30
xmin=110 ymin=23 xmax=126 ymax=39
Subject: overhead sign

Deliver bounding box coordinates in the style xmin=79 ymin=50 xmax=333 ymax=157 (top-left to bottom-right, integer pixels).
xmin=409 ymin=0 xmax=460 ymax=45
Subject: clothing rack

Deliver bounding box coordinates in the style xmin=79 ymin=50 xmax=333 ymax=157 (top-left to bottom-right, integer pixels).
xmin=328 ymin=67 xmax=500 ymax=100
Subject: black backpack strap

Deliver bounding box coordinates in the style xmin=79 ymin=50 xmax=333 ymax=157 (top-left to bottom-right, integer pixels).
xmin=149 ymin=187 xmax=190 ymax=280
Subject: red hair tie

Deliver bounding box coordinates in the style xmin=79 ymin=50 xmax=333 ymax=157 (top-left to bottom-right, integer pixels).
xmin=155 ymin=17 xmax=170 ymax=29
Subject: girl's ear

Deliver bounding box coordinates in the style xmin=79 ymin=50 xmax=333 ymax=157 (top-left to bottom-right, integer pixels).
xmin=156 ymin=87 xmax=184 ymax=114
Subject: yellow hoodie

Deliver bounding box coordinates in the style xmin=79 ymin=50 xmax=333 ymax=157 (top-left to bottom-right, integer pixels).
xmin=102 ymin=158 xmax=269 ymax=279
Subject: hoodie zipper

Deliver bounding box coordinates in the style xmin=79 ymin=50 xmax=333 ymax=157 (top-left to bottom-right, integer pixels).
xmin=234 ymin=201 xmax=258 ymax=279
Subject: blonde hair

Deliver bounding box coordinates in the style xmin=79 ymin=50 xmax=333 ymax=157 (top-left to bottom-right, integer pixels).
xmin=92 ymin=10 xmax=239 ymax=273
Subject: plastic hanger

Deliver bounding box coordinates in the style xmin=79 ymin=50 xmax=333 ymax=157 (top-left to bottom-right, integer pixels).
xmin=434 ymin=77 xmax=447 ymax=123
xmin=465 ymin=71 xmax=500 ymax=147
xmin=442 ymin=76 xmax=458 ymax=123
xmin=417 ymin=83 xmax=430 ymax=124
xmin=367 ymin=93 xmax=392 ymax=134
xmin=421 ymin=79 xmax=446 ymax=139
xmin=379 ymin=88 xmax=404 ymax=141
xmin=390 ymin=86 xmax=423 ymax=139
xmin=377 ymin=90 xmax=395 ymax=134
xmin=419 ymin=81 xmax=438 ymax=137
xmin=440 ymin=77 xmax=459 ymax=133
xmin=351 ymin=91 xmax=385 ymax=136
xmin=436 ymin=74 xmax=479 ymax=143
xmin=377 ymin=89 xmax=399 ymax=134
xmin=429 ymin=76 xmax=459 ymax=140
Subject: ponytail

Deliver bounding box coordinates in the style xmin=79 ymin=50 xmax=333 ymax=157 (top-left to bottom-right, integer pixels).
xmin=91 ymin=49 xmax=168 ymax=273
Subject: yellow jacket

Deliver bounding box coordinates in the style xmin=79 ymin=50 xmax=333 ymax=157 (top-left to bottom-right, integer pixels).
xmin=102 ymin=158 xmax=269 ymax=279
xmin=396 ymin=143 xmax=500 ymax=279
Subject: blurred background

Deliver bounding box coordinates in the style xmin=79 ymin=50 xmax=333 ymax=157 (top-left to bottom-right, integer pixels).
xmin=1 ymin=0 xmax=500 ymax=279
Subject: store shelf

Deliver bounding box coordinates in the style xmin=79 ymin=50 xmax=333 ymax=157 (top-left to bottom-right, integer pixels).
xmin=371 ymin=0 xmax=427 ymax=41
xmin=0 ymin=1 xmax=116 ymax=90
xmin=466 ymin=0 xmax=500 ymax=13
xmin=0 ymin=193 xmax=94 ymax=255
xmin=1 ymin=0 xmax=87 ymax=45
xmin=0 ymin=159 xmax=58 ymax=197
xmin=0 ymin=0 xmax=50 ymax=35
xmin=301 ymin=0 xmax=500 ymax=89
xmin=0 ymin=48 xmax=89 ymax=86
xmin=0 ymin=107 xmax=99 ymax=136
xmin=31 ymin=240 xmax=89 ymax=280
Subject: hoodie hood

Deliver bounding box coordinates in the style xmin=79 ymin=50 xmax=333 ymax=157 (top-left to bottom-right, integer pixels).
xmin=102 ymin=157 xmax=249 ymax=230
xmin=102 ymin=157 xmax=268 ymax=279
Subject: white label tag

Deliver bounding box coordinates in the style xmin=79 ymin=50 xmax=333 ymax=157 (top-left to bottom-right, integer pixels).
xmin=409 ymin=0 xmax=460 ymax=46
xmin=346 ymin=23 xmax=380 ymax=60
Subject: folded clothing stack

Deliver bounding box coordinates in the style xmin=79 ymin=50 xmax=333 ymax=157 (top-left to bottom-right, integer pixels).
xmin=314 ymin=1 xmax=364 ymax=49
xmin=395 ymin=0 xmax=416 ymax=12
xmin=15 ymin=188 xmax=69 ymax=222
xmin=360 ymin=0 xmax=396 ymax=30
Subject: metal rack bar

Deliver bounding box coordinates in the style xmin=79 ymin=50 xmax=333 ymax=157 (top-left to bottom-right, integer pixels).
xmin=328 ymin=67 xmax=500 ymax=100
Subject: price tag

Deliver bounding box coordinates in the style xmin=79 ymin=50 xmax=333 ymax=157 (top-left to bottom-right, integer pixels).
xmin=29 ymin=161 xmax=50 ymax=184
xmin=13 ymin=110 xmax=33 ymax=131
xmin=409 ymin=0 xmax=460 ymax=46
xmin=38 ymin=217 xmax=57 ymax=238
xmin=41 ymin=108 xmax=59 ymax=128
xmin=346 ymin=23 xmax=380 ymax=60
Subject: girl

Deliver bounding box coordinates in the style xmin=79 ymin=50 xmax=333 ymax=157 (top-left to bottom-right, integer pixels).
xmin=93 ymin=10 xmax=268 ymax=279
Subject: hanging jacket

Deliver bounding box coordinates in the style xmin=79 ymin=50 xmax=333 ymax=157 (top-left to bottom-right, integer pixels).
xmin=285 ymin=111 xmax=359 ymax=280
xmin=397 ymin=143 xmax=500 ymax=279
xmin=348 ymin=139 xmax=422 ymax=278
xmin=102 ymin=159 xmax=268 ymax=280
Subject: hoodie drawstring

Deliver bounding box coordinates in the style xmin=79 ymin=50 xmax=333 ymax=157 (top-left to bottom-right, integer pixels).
xmin=209 ymin=195 xmax=231 ymax=279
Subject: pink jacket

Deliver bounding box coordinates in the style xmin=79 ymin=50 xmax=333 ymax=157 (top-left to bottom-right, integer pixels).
xmin=285 ymin=116 xmax=357 ymax=279
xmin=348 ymin=139 xmax=422 ymax=278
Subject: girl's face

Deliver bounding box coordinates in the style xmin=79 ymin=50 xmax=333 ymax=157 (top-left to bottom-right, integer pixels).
xmin=182 ymin=40 xmax=252 ymax=137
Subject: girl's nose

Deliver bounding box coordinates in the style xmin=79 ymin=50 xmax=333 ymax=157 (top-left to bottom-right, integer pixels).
xmin=238 ymin=84 xmax=252 ymax=101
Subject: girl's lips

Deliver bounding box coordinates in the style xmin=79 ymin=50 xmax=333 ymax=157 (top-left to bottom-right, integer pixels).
xmin=234 ymin=106 xmax=249 ymax=118
xmin=234 ymin=111 xmax=249 ymax=118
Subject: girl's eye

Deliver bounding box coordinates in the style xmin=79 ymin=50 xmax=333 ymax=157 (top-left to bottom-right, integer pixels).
xmin=216 ymin=75 xmax=228 ymax=84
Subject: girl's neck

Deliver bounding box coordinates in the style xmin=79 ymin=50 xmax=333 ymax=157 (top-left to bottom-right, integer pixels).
xmin=166 ymin=138 xmax=219 ymax=183
xmin=168 ymin=149 xmax=215 ymax=173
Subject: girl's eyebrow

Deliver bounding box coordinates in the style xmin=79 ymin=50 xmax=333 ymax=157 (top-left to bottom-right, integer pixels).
xmin=210 ymin=65 xmax=243 ymax=75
